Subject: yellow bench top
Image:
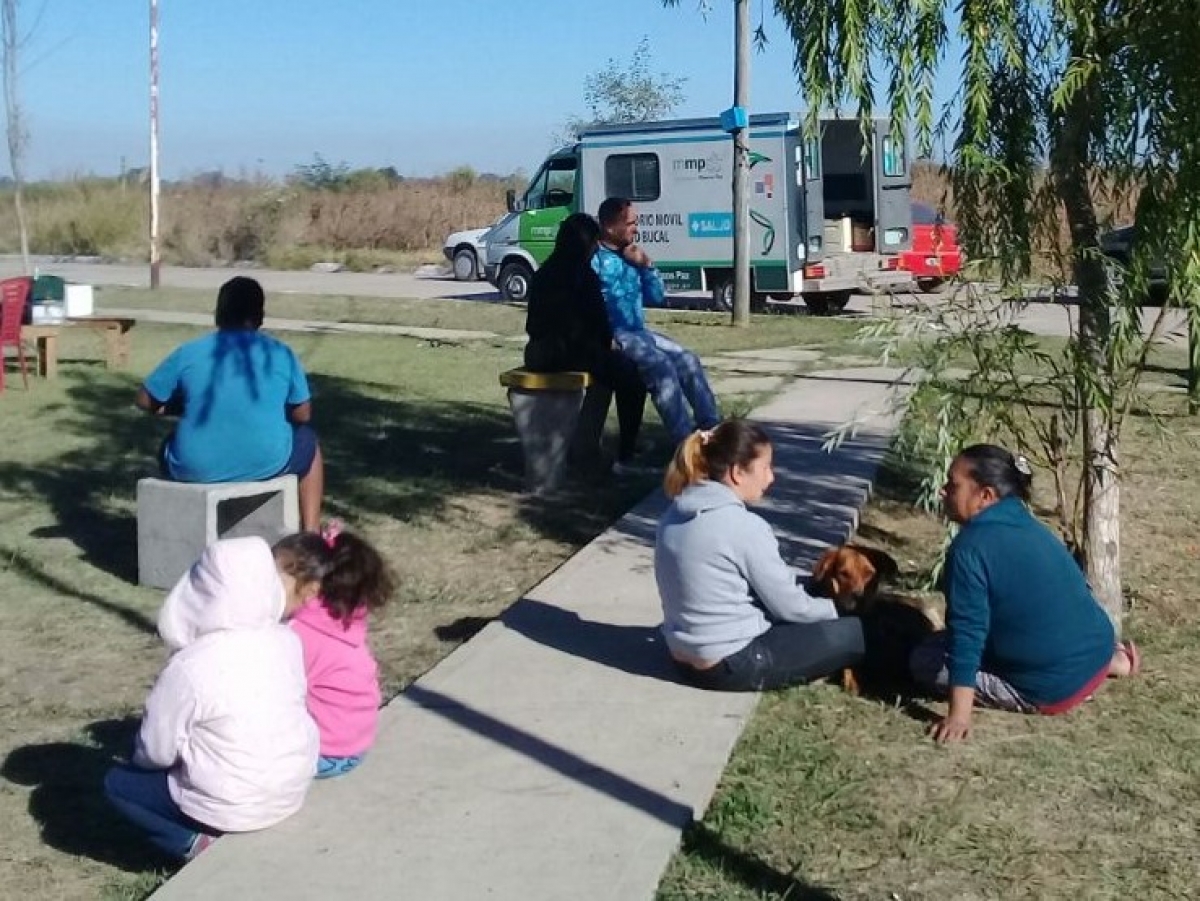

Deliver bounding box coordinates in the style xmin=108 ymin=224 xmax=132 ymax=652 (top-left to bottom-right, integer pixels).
xmin=500 ymin=368 xmax=592 ymax=391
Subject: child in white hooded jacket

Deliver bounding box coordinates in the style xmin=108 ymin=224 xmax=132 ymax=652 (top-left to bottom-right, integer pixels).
xmin=105 ymin=536 xmax=319 ymax=860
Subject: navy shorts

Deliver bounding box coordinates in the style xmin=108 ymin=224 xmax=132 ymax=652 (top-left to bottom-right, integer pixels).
xmin=158 ymin=423 xmax=319 ymax=480
xmin=276 ymin=423 xmax=319 ymax=478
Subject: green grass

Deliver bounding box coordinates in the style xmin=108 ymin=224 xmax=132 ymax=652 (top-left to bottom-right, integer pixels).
xmin=95 ymin=285 xmax=533 ymax=335
xmin=0 ymin=307 xmax=869 ymax=900
xmin=92 ymin=285 xmax=870 ymax=356
xmin=657 ymin=378 xmax=1200 ymax=901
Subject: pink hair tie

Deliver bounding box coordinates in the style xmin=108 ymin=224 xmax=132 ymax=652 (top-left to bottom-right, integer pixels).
xmin=320 ymin=518 xmax=344 ymax=549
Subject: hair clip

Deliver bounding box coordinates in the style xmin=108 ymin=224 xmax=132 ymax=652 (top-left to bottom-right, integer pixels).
xmin=1014 ymin=454 xmax=1032 ymax=476
xmin=697 ymin=428 xmax=714 ymax=445
xmin=320 ymin=518 xmax=344 ymax=549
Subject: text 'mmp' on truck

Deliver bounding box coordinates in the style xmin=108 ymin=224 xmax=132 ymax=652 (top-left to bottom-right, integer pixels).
xmin=483 ymin=112 xmax=915 ymax=315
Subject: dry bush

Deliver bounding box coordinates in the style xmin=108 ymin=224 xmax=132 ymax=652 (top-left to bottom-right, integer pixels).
xmin=300 ymin=179 xmax=505 ymax=252
xmin=911 ymin=160 xmax=956 ymax=214
xmin=1 ymin=179 xmax=146 ymax=258
xmin=0 ymin=175 xmax=511 ymax=269
xmin=910 ymin=160 xmax=1141 ymax=280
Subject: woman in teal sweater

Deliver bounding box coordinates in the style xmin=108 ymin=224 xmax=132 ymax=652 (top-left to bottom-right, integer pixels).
xmin=913 ymin=444 xmax=1141 ymax=744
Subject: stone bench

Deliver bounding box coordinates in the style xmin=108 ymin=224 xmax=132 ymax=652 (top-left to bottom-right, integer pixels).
xmin=137 ymin=475 xmax=300 ymax=589
xmin=500 ymin=369 xmax=614 ymax=494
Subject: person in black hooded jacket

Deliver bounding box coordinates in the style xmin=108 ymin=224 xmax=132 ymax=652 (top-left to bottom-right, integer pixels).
xmin=523 ymin=212 xmax=647 ymax=469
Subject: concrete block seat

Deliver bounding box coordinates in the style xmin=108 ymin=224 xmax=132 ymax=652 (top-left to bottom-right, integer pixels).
xmin=137 ymin=475 xmax=300 ymax=589
xmin=500 ymin=368 xmax=614 ymax=494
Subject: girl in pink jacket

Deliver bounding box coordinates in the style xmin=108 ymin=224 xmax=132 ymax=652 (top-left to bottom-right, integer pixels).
xmin=274 ymin=524 xmax=394 ymax=778
xmin=104 ymin=537 xmax=319 ymax=860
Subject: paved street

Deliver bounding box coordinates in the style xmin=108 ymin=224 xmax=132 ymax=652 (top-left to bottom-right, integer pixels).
xmin=1 ymin=255 xmax=1187 ymax=342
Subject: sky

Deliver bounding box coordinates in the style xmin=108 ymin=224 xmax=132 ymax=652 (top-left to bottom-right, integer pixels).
xmin=21 ymin=0 xmax=961 ymax=181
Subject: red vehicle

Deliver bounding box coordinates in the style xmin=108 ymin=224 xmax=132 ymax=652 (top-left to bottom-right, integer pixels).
xmin=900 ymin=203 xmax=963 ymax=293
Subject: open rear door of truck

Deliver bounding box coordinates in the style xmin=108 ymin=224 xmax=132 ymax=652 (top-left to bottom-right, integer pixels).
xmin=799 ymin=133 xmax=824 ymax=262
xmin=873 ymin=121 xmax=913 ymax=254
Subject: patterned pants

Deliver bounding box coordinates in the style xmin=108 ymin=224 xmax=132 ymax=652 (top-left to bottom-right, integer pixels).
xmin=908 ymin=633 xmax=1036 ymax=713
xmin=614 ymin=329 xmax=719 ymax=445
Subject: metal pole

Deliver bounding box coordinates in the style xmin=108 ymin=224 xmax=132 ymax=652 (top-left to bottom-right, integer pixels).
xmin=731 ymin=0 xmax=751 ymax=326
xmin=149 ymin=0 xmax=161 ymax=290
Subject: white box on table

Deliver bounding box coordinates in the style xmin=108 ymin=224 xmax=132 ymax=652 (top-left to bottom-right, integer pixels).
xmin=64 ymin=284 xmax=94 ymax=317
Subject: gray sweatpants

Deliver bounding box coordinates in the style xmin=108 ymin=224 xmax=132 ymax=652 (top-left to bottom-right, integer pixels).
xmin=908 ymin=633 xmax=1035 ymax=713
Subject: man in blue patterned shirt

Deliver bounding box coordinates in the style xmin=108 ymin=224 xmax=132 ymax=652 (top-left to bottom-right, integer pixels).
xmin=593 ymin=197 xmax=720 ymax=445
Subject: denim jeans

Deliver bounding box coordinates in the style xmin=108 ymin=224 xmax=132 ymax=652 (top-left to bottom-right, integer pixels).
xmin=104 ymin=766 xmax=216 ymax=859
xmin=316 ymin=754 xmax=364 ymax=779
xmin=614 ymin=329 xmax=719 ymax=444
xmin=677 ymin=617 xmax=866 ymax=692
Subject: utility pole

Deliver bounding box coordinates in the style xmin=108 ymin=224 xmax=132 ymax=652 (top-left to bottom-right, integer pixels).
xmin=2 ymin=0 xmax=31 ymax=275
xmin=149 ymin=0 xmax=161 ymax=289
xmin=730 ymin=0 xmax=751 ymax=326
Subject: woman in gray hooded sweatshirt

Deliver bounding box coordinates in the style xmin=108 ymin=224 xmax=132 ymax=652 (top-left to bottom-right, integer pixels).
xmin=655 ymin=419 xmax=865 ymax=691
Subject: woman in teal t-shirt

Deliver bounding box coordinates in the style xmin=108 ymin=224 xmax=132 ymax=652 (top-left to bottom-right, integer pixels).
xmin=137 ymin=277 xmax=325 ymax=531
xmin=913 ymin=444 xmax=1140 ymax=744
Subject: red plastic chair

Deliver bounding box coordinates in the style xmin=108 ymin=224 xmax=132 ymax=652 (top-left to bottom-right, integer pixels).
xmin=0 ymin=276 xmax=33 ymax=392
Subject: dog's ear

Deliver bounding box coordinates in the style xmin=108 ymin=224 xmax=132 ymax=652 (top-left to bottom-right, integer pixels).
xmin=809 ymin=548 xmax=841 ymax=597
xmin=811 ymin=548 xmax=838 ymax=582
xmin=855 ymin=546 xmax=899 ymax=581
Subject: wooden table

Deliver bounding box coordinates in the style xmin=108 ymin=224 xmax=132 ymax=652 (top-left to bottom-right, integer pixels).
xmin=20 ymin=317 xmax=136 ymax=378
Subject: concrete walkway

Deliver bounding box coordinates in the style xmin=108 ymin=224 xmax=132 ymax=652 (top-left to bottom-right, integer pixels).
xmin=151 ymin=365 xmax=906 ymax=901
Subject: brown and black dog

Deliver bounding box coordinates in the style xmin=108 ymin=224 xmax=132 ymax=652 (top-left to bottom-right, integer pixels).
xmin=808 ymin=544 xmax=943 ymax=694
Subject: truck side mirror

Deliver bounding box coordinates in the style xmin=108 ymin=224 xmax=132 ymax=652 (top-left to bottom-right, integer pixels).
xmin=506 ymin=189 xmax=517 ymax=213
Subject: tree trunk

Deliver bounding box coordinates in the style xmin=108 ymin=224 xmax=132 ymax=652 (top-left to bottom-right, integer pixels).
xmin=1050 ymin=40 xmax=1125 ymax=625
xmin=1189 ymin=301 xmax=1200 ymax=415
xmin=1083 ymin=409 xmax=1122 ymax=622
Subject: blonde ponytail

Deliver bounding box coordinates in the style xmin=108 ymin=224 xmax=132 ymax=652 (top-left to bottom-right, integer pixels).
xmin=663 ymin=431 xmax=709 ymax=498
xmin=662 ymin=419 xmax=772 ymax=498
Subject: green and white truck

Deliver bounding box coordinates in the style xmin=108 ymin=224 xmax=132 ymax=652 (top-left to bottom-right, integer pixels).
xmin=483 ymin=112 xmax=915 ymax=314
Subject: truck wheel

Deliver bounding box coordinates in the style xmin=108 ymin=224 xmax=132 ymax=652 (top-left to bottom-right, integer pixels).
xmin=803 ymin=291 xmax=852 ymax=316
xmin=711 ymin=281 xmax=767 ymax=313
xmin=499 ymin=260 xmax=534 ymax=302
xmin=452 ymin=247 xmax=478 ymax=281
xmin=711 ymin=280 xmax=734 ymax=313
xmin=916 ymin=277 xmax=947 ymax=294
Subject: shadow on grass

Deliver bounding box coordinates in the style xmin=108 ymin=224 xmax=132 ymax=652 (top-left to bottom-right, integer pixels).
xmin=1141 ymin=361 xmax=1187 ymax=382
xmin=0 ymin=365 xmax=650 ymax=588
xmin=678 ymin=822 xmax=841 ymax=900
xmin=1 ymin=716 xmax=174 ymax=874
xmin=433 ymin=615 xmax=494 ymax=644
xmin=0 ymin=542 xmax=156 ymax=635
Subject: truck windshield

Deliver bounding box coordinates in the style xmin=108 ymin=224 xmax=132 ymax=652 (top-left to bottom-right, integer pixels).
xmin=524 ymin=158 xmax=577 ymax=211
